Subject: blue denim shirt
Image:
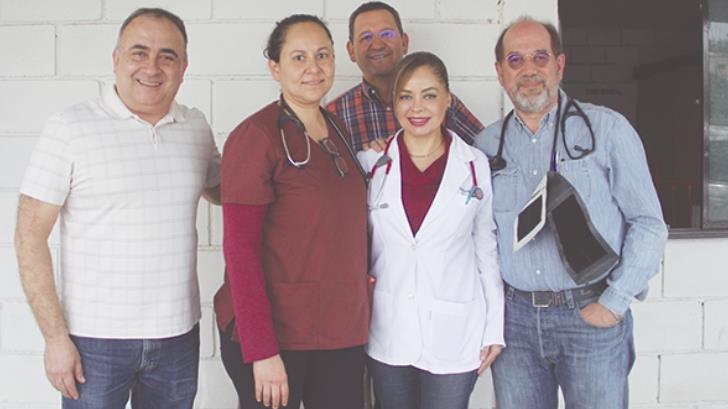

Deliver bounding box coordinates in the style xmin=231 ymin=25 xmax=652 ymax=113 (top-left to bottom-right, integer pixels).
xmin=473 ymin=91 xmax=668 ymax=315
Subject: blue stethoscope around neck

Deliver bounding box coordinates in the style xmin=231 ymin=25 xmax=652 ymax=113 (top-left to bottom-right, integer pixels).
xmin=367 ymin=129 xmax=483 ymax=211
xmin=489 ymin=93 xmax=596 ymax=173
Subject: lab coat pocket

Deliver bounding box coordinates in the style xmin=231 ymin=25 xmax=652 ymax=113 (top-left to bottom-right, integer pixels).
xmin=429 ymin=299 xmax=477 ymax=361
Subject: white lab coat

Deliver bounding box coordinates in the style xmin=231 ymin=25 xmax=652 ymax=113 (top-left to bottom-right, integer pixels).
xmin=359 ymin=129 xmax=504 ymax=375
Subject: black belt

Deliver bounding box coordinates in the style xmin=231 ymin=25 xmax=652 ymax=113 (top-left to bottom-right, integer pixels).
xmin=505 ymin=280 xmax=607 ymax=308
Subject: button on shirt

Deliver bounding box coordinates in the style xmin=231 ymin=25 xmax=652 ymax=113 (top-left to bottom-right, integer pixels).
xmin=473 ymin=91 xmax=667 ymax=315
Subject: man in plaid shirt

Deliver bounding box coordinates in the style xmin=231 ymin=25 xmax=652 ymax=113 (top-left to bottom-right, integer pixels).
xmin=327 ymin=1 xmax=484 ymax=151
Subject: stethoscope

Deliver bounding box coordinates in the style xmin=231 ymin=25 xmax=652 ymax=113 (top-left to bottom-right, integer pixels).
xmin=489 ymin=93 xmax=596 ymax=173
xmin=277 ymin=95 xmax=366 ymax=180
xmin=368 ymin=129 xmax=483 ymax=211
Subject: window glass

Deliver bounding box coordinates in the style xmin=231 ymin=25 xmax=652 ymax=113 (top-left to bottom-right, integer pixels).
xmin=707 ymin=0 xmax=728 ymax=226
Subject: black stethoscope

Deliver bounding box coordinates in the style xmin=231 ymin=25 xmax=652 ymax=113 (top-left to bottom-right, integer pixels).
xmin=489 ymin=93 xmax=596 ymax=173
xmin=368 ymin=129 xmax=483 ymax=210
xmin=277 ymin=95 xmax=367 ymax=180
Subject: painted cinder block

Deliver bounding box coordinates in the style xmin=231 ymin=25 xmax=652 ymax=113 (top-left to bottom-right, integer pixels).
xmin=502 ymin=0 xmax=559 ymax=28
xmin=326 ymin=0 xmax=436 ymax=20
xmin=438 ymin=0 xmax=499 ymax=21
xmin=468 ymin=369 xmax=495 ymax=409
xmin=197 ymin=200 xmax=209 ymax=247
xmin=661 ymin=353 xmax=728 ymax=402
xmin=0 ymin=0 xmax=100 ymax=21
xmin=451 ymin=80 xmax=506 ymax=128
xmin=632 ymin=300 xmax=702 ymax=353
xmin=177 ymin=80 xmax=213 ymax=127
xmin=214 ymin=0 xmax=322 ymax=20
xmin=407 ymin=23 xmax=499 ymax=77
xmin=0 ymin=26 xmax=55 ymax=76
xmin=0 ymin=301 xmax=44 ymax=352
xmin=186 ymin=23 xmax=270 ymax=76
xmin=327 ymin=22 xmax=359 ymax=78
xmin=704 ymin=299 xmax=728 ymax=350
xmin=200 ymin=305 xmax=215 ymax=359
xmin=212 ymin=80 xmax=280 ymax=135
xmin=104 ymin=0 xmax=212 ymax=20
xmin=630 ymin=355 xmax=659 ymax=404
xmin=0 ymin=81 xmax=99 ymax=133
xmin=197 ymin=250 xmax=225 ymax=305
xmin=0 ymin=193 xmax=19 ymax=245
xmin=194 ymin=358 xmax=238 ymax=409
xmin=0 ymin=136 xmax=38 ymax=188
xmin=0 ymin=354 xmax=58 ymax=404
xmin=210 ymin=202 xmax=223 ymax=247
xmin=58 ymin=24 xmax=117 ymax=76
xmin=663 ymin=238 xmax=728 ymax=298
xmin=0 ymin=246 xmax=25 ymax=299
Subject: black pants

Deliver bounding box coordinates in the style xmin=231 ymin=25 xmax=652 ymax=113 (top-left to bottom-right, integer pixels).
xmin=219 ymin=322 xmax=365 ymax=409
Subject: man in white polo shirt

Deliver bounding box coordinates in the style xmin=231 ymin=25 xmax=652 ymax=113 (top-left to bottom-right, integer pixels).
xmin=14 ymin=8 xmax=220 ymax=408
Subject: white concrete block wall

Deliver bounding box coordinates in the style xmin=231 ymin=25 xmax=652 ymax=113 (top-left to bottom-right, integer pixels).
xmin=0 ymin=26 xmax=55 ymax=76
xmin=1 ymin=1 xmax=726 ymax=408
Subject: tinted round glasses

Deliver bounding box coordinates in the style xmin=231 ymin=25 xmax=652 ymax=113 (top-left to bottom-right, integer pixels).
xmin=505 ymin=50 xmax=552 ymax=70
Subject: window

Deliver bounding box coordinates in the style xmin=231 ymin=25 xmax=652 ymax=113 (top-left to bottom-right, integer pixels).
xmin=560 ymin=0 xmax=728 ymax=234
xmin=706 ymin=0 xmax=728 ymax=227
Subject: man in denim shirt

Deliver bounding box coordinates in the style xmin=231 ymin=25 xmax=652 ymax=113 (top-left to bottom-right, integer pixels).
xmin=474 ymin=16 xmax=668 ymax=409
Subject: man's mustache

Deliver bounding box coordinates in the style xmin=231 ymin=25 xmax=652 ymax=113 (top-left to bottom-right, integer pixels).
xmin=516 ymin=74 xmax=546 ymax=88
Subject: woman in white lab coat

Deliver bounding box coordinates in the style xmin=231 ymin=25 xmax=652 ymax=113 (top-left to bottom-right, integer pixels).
xmin=358 ymin=51 xmax=504 ymax=409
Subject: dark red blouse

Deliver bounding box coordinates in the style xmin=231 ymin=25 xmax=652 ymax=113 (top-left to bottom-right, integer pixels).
xmin=398 ymin=135 xmax=451 ymax=235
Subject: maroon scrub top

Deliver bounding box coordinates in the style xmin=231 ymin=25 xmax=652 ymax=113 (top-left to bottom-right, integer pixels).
xmin=215 ymin=101 xmax=369 ymax=356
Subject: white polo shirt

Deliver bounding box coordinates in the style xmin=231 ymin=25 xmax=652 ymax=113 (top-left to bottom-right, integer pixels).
xmin=20 ymin=85 xmax=221 ymax=339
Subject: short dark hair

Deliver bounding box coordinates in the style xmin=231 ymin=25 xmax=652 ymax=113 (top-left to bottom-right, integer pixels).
xmin=119 ymin=8 xmax=188 ymax=46
xmin=494 ymin=16 xmax=562 ymax=62
xmin=348 ymin=1 xmax=404 ymax=42
xmin=264 ymin=14 xmax=333 ymax=63
xmin=392 ymin=51 xmax=450 ymax=103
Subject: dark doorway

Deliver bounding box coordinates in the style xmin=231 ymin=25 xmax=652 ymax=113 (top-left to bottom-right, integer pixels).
xmin=559 ymin=0 xmax=703 ymax=229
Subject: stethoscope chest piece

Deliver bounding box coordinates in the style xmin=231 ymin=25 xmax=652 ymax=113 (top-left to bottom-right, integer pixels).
xmin=489 ymin=156 xmax=507 ymax=172
xmin=471 ymin=186 xmax=484 ymax=200
xmin=465 ymin=186 xmax=484 ymax=204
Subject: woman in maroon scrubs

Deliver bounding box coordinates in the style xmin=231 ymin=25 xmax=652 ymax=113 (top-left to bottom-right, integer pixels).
xmin=213 ymin=14 xmax=369 ymax=409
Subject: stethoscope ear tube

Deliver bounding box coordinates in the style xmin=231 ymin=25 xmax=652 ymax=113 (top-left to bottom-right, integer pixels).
xmin=277 ymin=94 xmax=368 ymax=182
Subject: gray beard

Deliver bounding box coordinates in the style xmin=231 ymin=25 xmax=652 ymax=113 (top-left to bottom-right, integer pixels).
xmin=513 ymin=87 xmax=551 ymax=114
xmin=509 ymin=74 xmax=556 ymax=114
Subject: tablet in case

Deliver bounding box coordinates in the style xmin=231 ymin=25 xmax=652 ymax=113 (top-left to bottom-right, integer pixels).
xmin=546 ymin=171 xmax=619 ymax=285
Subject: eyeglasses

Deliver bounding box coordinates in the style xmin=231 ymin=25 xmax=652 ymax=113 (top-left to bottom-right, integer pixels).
xmin=320 ymin=137 xmax=349 ymax=177
xmin=505 ymin=50 xmax=552 ymax=70
xmin=358 ymin=29 xmax=398 ymax=44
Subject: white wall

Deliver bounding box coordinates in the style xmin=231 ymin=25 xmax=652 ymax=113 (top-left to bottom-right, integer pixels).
xmin=1 ymin=1 xmax=726 ymax=409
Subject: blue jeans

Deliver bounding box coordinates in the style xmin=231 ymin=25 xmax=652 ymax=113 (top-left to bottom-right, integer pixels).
xmin=63 ymin=324 xmax=199 ymax=409
xmin=367 ymin=357 xmax=478 ymax=409
xmin=492 ymin=287 xmax=634 ymax=409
